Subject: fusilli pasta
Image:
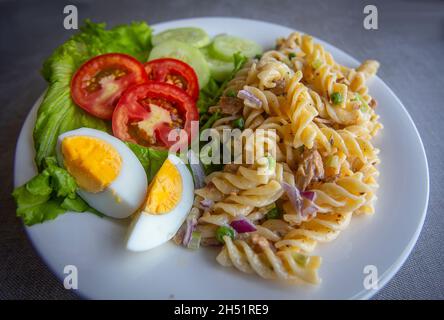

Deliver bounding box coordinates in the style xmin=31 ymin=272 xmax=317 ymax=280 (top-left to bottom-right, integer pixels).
xmin=188 ymin=31 xmax=382 ymax=285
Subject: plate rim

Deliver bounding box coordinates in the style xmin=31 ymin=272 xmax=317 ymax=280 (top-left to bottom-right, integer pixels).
xmin=14 ymin=16 xmax=430 ymax=300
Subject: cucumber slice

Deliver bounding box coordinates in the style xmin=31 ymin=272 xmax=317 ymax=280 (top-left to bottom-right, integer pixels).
xmin=152 ymin=27 xmax=210 ymax=48
xmin=149 ymin=40 xmax=210 ymax=88
xmin=211 ymin=35 xmax=262 ymax=62
xmin=200 ymin=47 xmax=234 ymax=82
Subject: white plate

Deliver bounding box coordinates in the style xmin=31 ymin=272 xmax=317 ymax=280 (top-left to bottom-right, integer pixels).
xmin=14 ymin=17 xmax=429 ymax=300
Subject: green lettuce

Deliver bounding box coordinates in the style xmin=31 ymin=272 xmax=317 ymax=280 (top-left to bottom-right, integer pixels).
xmin=126 ymin=142 xmax=169 ymax=182
xmin=34 ymin=20 xmax=152 ymax=168
xmin=12 ymin=156 xmax=101 ymax=226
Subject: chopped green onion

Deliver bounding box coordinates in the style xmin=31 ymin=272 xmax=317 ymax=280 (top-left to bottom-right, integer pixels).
xmin=254 ymin=53 xmax=262 ymax=60
xmin=288 ymin=52 xmax=296 ymax=59
xmin=216 ymin=226 xmax=235 ymax=244
xmin=231 ymin=117 xmax=245 ymax=130
xmin=311 ymin=59 xmax=322 ymax=69
xmin=187 ymin=231 xmax=202 ymax=250
xmin=225 ymin=89 xmax=237 ymax=98
xmin=331 ymin=92 xmax=343 ymax=105
xmin=267 ymin=155 xmax=276 ymax=172
xmin=266 ymin=206 xmax=281 ymax=220
xmin=355 ymin=93 xmax=370 ymax=112
xmin=293 ymin=253 xmax=309 ymax=267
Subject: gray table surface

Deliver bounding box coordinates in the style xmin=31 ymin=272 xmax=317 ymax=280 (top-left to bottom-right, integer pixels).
xmin=1 ymin=0 xmax=443 ymax=300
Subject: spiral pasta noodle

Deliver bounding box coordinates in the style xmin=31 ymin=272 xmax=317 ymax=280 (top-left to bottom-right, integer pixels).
xmin=217 ymin=236 xmax=322 ymax=284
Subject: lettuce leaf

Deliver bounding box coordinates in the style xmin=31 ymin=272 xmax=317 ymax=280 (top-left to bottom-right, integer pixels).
xmin=126 ymin=142 xmax=169 ymax=182
xmin=12 ymin=156 xmax=101 ymax=226
xmin=34 ymin=20 xmax=152 ymax=168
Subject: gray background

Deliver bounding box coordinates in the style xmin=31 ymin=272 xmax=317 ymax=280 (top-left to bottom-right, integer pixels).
xmin=1 ymin=0 xmax=443 ymax=299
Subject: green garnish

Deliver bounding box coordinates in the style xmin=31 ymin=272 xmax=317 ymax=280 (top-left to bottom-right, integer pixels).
xmin=216 ymin=226 xmax=235 ymax=244
xmin=355 ymin=93 xmax=370 ymax=112
xmin=267 ymin=155 xmax=276 ymax=171
xmin=225 ymin=89 xmax=237 ymax=97
xmin=331 ymin=92 xmax=343 ymax=105
xmin=231 ymin=117 xmax=245 ymax=130
xmin=254 ymin=53 xmax=262 ymax=60
xmin=187 ymin=231 xmax=202 ymax=250
xmin=288 ymin=52 xmax=296 ymax=59
xmin=293 ymin=253 xmax=309 ymax=267
xmin=266 ymin=206 xmax=281 ymax=220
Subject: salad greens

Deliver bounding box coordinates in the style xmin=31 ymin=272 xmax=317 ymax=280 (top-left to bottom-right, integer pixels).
xmin=12 ymin=156 xmax=100 ymax=226
xmin=126 ymin=142 xmax=169 ymax=182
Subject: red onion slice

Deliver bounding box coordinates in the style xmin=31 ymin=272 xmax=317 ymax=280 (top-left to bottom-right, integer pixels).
xmin=301 ymin=190 xmax=316 ymax=202
xmin=230 ymin=217 xmax=257 ymax=233
xmin=200 ymin=198 xmax=214 ymax=209
xmin=237 ymin=89 xmax=262 ymax=108
xmin=301 ymin=191 xmax=318 ymax=217
xmin=282 ymin=183 xmax=319 ymax=218
xmin=182 ymin=217 xmax=197 ymax=246
xmin=282 ymin=182 xmax=303 ymax=213
xmin=187 ymin=150 xmax=205 ymax=189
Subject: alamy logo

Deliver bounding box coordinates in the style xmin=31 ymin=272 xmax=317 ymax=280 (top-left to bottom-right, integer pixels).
xmin=63 ymin=265 xmax=78 ymax=290
xmin=363 ymin=264 xmax=379 ymax=290
xmin=63 ymin=5 xmax=78 ymax=30
xmin=363 ymin=5 xmax=378 ymax=30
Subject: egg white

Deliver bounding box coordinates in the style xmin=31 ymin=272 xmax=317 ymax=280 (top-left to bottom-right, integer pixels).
xmin=56 ymin=128 xmax=148 ymax=219
xmin=126 ymin=154 xmax=194 ymax=252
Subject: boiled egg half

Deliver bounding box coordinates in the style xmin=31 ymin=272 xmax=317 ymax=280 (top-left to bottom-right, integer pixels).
xmin=56 ymin=128 xmax=147 ymax=219
xmin=127 ymin=154 xmax=194 ymax=251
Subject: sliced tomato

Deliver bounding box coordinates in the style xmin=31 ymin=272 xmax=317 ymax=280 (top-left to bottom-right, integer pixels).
xmin=112 ymin=82 xmax=199 ymax=149
xmin=144 ymin=58 xmax=199 ymax=100
xmin=71 ymin=53 xmax=148 ymax=120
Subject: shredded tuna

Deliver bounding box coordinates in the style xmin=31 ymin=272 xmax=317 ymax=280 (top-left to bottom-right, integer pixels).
xmin=218 ymin=96 xmax=244 ymax=115
xmin=296 ymin=148 xmax=325 ymax=190
xmin=269 ymin=79 xmax=286 ymax=95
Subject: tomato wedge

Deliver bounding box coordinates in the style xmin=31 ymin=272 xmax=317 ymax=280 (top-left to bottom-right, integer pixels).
xmin=144 ymin=58 xmax=199 ymax=100
xmin=112 ymin=82 xmax=199 ymax=149
xmin=71 ymin=53 xmax=148 ymax=120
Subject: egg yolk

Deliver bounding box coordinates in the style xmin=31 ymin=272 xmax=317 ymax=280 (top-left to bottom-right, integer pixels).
xmin=61 ymin=136 xmax=122 ymax=193
xmin=144 ymin=159 xmax=182 ymax=214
